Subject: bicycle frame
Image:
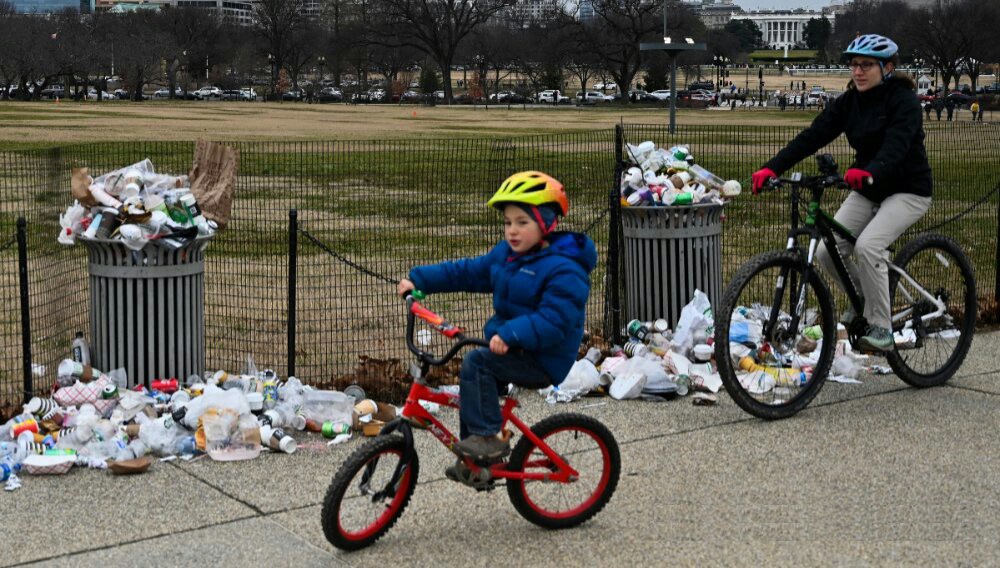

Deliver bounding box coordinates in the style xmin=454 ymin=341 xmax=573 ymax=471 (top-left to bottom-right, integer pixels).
xmin=368 ymin=295 xmax=580 ymax=492
xmin=777 ymin=183 xmax=948 ymax=338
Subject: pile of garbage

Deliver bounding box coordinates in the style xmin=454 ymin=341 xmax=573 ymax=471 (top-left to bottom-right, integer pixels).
xmin=550 ymin=290 xmax=886 ymax=406
xmin=620 ymin=141 xmax=742 ymax=207
xmin=549 ymin=290 xmax=723 ymax=405
xmin=57 ymin=159 xmax=216 ymax=250
xmin=1 ymin=333 xmax=410 ymax=491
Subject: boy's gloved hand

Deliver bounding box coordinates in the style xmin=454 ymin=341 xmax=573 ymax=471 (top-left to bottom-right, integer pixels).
xmin=489 ymin=334 xmax=509 ymax=355
xmin=844 ymin=168 xmax=873 ymax=190
xmin=397 ymin=278 xmax=415 ymax=297
xmin=751 ymin=167 xmax=777 ymax=194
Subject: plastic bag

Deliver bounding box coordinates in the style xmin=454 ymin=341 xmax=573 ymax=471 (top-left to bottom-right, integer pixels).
xmin=728 ymin=312 xmax=763 ymax=345
xmin=611 ymin=356 xmax=673 ymax=394
xmin=673 ymin=290 xmax=714 ymax=351
xmin=559 ymin=360 xmax=600 ymax=394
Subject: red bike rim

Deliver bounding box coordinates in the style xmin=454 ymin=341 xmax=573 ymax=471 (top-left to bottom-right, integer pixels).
xmin=338 ymin=449 xmax=412 ymax=541
xmin=519 ymin=427 xmax=612 ymax=519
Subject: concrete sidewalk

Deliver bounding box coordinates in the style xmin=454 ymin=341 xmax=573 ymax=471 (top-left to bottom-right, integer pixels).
xmin=3 ymin=332 xmax=998 ymax=567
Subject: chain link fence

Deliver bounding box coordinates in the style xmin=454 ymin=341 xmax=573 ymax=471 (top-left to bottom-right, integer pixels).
xmin=1 ymin=123 xmax=997 ymax=412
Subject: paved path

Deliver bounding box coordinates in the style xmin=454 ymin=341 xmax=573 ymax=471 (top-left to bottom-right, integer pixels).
xmin=3 ymin=332 xmax=998 ymax=567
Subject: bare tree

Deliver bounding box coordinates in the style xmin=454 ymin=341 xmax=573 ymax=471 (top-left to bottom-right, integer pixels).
xmin=902 ymin=2 xmax=965 ymax=91
xmin=956 ymin=0 xmax=1000 ymax=92
xmin=253 ymin=0 xmax=309 ymax=97
xmin=574 ymin=0 xmax=705 ymax=104
xmin=115 ymin=11 xmax=174 ymax=101
xmin=368 ymin=0 xmax=516 ymax=103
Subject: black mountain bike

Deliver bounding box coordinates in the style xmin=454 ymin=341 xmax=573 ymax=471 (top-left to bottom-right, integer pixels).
xmin=714 ymin=154 xmax=977 ymax=419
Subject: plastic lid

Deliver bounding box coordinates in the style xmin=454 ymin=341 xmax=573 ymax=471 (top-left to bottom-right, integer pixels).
xmin=692 ymin=344 xmax=714 ymax=361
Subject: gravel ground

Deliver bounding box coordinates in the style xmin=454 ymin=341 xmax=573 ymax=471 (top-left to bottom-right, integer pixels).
xmin=4 ymin=331 xmax=997 ymax=567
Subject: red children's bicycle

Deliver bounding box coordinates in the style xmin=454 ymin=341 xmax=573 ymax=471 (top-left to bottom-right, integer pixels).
xmin=321 ymin=292 xmax=620 ymax=551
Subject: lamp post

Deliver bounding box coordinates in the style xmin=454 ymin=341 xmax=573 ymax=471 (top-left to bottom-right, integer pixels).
xmin=713 ymin=55 xmax=720 ymax=90
xmin=638 ymin=0 xmax=706 ymax=133
xmin=267 ymin=53 xmax=275 ymax=100
xmin=317 ymin=55 xmax=326 ymax=83
xmin=205 ymin=55 xmax=209 ymax=81
xmin=758 ymin=66 xmax=764 ymax=107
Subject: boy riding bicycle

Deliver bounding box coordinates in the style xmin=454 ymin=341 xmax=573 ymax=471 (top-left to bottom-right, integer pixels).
xmin=397 ymin=171 xmax=597 ymax=465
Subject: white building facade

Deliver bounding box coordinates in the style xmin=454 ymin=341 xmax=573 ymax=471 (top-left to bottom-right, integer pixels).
xmin=743 ymin=10 xmax=836 ymax=50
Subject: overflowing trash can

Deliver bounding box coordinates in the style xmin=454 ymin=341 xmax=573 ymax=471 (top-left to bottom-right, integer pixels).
xmin=81 ymin=236 xmax=212 ymax=388
xmin=620 ymin=203 xmax=724 ymax=326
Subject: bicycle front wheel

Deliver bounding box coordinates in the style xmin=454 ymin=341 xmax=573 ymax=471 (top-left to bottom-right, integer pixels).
xmin=506 ymin=413 xmax=620 ymax=529
xmin=714 ymin=250 xmax=836 ymax=419
xmin=321 ymin=434 xmax=418 ymax=551
xmin=886 ymin=233 xmax=977 ymax=387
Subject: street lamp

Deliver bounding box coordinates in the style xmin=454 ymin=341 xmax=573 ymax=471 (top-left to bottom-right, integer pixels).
xmin=205 ymin=55 xmax=209 ymax=81
xmin=317 ymin=56 xmax=326 ymax=82
xmin=713 ymin=55 xmax=720 ymax=90
xmin=267 ymin=54 xmax=276 ymax=100
xmin=758 ymin=66 xmax=764 ymax=107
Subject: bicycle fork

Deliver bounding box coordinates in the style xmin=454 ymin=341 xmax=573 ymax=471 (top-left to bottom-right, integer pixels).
xmin=764 ymin=237 xmax=821 ymax=345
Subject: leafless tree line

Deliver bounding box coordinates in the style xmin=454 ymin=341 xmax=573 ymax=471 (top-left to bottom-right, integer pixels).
xmin=0 ymin=0 xmax=996 ymax=103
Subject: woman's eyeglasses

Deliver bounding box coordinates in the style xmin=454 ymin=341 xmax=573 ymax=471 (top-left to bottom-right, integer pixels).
xmin=849 ymin=61 xmax=878 ymax=72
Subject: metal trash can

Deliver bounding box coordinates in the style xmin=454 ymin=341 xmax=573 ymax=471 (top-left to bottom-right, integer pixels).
xmin=620 ymin=204 xmax=724 ymax=326
xmin=81 ymin=237 xmax=212 ymax=388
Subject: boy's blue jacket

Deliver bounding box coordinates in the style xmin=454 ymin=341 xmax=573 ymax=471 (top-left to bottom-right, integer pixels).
xmin=408 ymin=231 xmax=597 ymax=386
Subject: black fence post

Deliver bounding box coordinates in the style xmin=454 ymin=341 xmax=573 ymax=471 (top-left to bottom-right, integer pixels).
xmin=995 ymin=194 xmax=999 ymax=304
xmin=288 ymin=209 xmax=298 ymax=379
xmin=607 ymin=124 xmax=624 ymax=343
xmin=17 ymin=217 xmax=32 ymax=404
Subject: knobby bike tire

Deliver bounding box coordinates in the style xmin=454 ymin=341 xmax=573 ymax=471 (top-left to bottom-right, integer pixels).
xmin=886 ymin=233 xmax=977 ymax=387
xmin=506 ymin=413 xmax=620 ymax=529
xmin=714 ymin=249 xmax=836 ymax=420
xmin=321 ymin=434 xmax=419 ymax=551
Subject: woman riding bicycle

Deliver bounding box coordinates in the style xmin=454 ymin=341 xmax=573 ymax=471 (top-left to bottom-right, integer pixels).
xmin=397 ymin=171 xmax=597 ymax=464
xmin=751 ymin=34 xmax=932 ymax=352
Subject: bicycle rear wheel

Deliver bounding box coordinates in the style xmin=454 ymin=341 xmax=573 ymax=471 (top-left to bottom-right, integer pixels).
xmin=506 ymin=413 xmax=619 ymax=529
xmin=886 ymin=233 xmax=976 ymax=387
xmin=321 ymin=434 xmax=418 ymax=551
xmin=714 ymin=250 xmax=836 ymax=419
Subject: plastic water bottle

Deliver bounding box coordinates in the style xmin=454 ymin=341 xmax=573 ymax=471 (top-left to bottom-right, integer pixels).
xmin=72 ymin=331 xmax=91 ymax=365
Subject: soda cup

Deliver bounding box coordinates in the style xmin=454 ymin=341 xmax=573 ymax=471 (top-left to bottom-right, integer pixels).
xmin=151 ymin=378 xmax=179 ymax=394
xmin=321 ymin=421 xmax=351 ymax=439
xmin=260 ymin=425 xmax=297 ymax=454
xmin=622 ymin=341 xmax=649 ymax=358
xmin=12 ymin=417 xmax=39 ymax=437
xmin=25 ymin=397 xmax=57 ymax=418
xmin=626 ymin=319 xmax=650 ymax=341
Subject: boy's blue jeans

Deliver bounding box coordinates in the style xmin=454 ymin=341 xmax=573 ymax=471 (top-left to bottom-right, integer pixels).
xmin=459 ymin=347 xmax=552 ymax=439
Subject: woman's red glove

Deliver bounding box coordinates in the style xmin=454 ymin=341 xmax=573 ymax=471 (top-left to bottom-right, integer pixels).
xmin=751 ymin=168 xmax=778 ymax=194
xmin=844 ymin=168 xmax=873 ymax=190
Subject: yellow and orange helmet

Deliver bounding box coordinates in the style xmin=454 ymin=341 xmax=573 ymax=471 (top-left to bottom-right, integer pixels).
xmin=487 ymin=171 xmax=569 ymax=217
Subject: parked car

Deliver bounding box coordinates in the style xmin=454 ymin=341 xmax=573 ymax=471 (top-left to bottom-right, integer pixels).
xmin=152 ymin=87 xmax=179 ymax=99
xmin=240 ymin=88 xmax=258 ymax=101
xmin=628 ymin=90 xmax=657 ymax=102
xmin=193 ymin=86 xmax=222 ymax=100
xmin=687 ymin=81 xmax=714 ymax=91
xmin=39 ymin=86 xmax=65 ymax=99
xmin=220 ymin=90 xmax=244 ymax=101
xmin=576 ymin=91 xmax=614 ymax=103
xmin=85 ymin=89 xmax=114 ymax=101
xmin=281 ymin=89 xmax=303 ymax=101
xmin=806 ymin=89 xmax=826 ymax=105
xmin=649 ymin=89 xmax=672 ymax=101
xmin=316 ymin=87 xmax=342 ymax=103
xmin=537 ymin=89 xmax=570 ymax=104
xmin=689 ymin=90 xmax=715 ymax=102
xmin=434 ymin=90 xmax=446 ymax=100
xmin=398 ymin=90 xmax=422 ymax=102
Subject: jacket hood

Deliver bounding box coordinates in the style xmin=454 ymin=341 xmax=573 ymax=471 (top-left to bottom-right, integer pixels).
xmin=544 ymin=231 xmax=597 ymax=273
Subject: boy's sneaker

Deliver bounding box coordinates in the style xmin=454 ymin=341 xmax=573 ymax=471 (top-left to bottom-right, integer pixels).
xmin=859 ymin=325 xmax=894 ymax=352
xmin=453 ymin=434 xmax=510 ymax=462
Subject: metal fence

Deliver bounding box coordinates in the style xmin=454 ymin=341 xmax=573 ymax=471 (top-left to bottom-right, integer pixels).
xmin=1 ymin=122 xmax=998 ymax=414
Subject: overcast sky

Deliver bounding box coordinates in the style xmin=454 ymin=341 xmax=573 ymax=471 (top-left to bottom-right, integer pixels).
xmin=731 ymin=0 xmax=839 ymax=10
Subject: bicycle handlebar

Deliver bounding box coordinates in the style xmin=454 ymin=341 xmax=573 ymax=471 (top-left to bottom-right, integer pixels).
xmin=404 ymin=292 xmax=489 ymax=367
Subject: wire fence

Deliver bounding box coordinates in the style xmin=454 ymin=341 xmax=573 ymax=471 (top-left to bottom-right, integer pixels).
xmin=0 ymin=122 xmax=997 ymax=412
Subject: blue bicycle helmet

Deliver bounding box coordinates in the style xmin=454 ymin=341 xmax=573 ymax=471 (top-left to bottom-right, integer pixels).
xmin=843 ymin=34 xmax=899 ymax=80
